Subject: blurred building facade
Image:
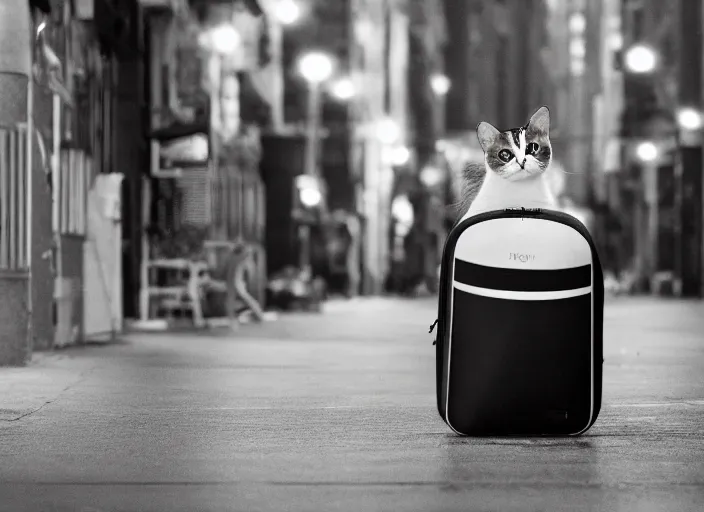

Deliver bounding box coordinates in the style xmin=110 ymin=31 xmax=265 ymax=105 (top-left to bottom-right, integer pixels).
xmin=0 ymin=0 xmax=456 ymax=365
xmin=0 ymin=0 xmax=278 ymax=363
xmin=443 ymin=0 xmax=552 ymax=137
xmin=0 ymin=0 xmax=136 ymax=364
xmin=441 ymin=0 xmax=555 ymax=209
xmin=591 ymin=0 xmax=624 ymax=274
xmin=0 ymin=0 xmax=34 ymax=365
xmin=548 ymin=0 xmax=624 ymax=266
xmin=270 ymin=0 xmax=439 ymax=295
xmin=396 ymin=0 xmax=448 ymax=292
xmin=347 ymin=0 xmax=409 ymax=295
xmin=616 ymin=0 xmax=703 ymax=296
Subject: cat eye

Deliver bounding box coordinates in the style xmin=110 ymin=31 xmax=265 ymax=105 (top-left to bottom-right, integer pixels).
xmin=498 ymin=149 xmax=513 ymax=162
xmin=527 ymin=143 xmax=540 ymax=155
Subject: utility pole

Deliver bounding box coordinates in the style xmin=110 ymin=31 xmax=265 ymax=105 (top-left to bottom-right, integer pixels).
xmin=676 ymin=0 xmax=703 ymax=297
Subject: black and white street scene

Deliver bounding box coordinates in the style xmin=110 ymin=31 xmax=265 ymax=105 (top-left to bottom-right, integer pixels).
xmin=1 ymin=0 xmax=703 ymax=511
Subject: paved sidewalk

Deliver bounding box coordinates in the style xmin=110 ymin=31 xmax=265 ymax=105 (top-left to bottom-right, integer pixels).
xmin=0 ymin=352 xmax=98 ymax=421
xmin=0 ymin=297 xmax=430 ymax=421
xmin=0 ymin=296 xmax=702 ymax=512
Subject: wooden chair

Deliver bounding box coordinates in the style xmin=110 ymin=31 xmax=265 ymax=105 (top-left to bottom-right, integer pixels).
xmin=140 ymin=257 xmax=207 ymax=327
xmin=138 ymin=235 xmax=266 ymax=329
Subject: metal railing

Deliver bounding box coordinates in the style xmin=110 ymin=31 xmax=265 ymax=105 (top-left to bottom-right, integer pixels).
xmin=55 ymin=149 xmax=90 ymax=236
xmin=0 ymin=127 xmax=29 ymax=269
xmin=0 ymin=127 xmax=92 ymax=269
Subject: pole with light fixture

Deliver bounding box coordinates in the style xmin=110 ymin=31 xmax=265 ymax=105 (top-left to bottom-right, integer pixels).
xmin=296 ymin=50 xmax=334 ymax=274
xmin=624 ymin=44 xmax=658 ymax=74
xmin=298 ymin=51 xmax=334 ymax=177
xmin=330 ymin=77 xmax=356 ymax=102
xmin=430 ymin=73 xmax=451 ymax=97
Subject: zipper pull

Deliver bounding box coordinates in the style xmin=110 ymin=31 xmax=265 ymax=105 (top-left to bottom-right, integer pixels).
xmin=429 ymin=319 xmax=438 ymax=334
xmin=429 ymin=319 xmax=439 ymax=345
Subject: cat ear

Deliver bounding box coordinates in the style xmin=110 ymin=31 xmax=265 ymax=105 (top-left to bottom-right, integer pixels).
xmin=527 ymin=106 xmax=550 ymax=133
xmin=476 ymin=122 xmax=500 ymax=152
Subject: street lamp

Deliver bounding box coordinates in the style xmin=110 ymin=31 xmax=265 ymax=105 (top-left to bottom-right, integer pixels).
xmin=206 ymin=24 xmax=241 ymax=55
xmin=293 ymin=174 xmax=323 ymax=274
xmin=624 ymin=44 xmax=658 ymax=74
xmin=636 ymin=141 xmax=658 ymax=162
xmin=430 ymin=73 xmax=451 ymax=96
xmin=609 ymin=32 xmax=623 ymax=51
xmin=300 ymin=188 xmax=322 ymax=208
xmin=569 ymin=11 xmax=586 ymax=77
xmin=383 ymin=145 xmax=411 ymax=166
xmin=330 ymin=77 xmax=356 ymax=101
xmin=297 ymin=50 xmax=334 ymax=275
xmin=297 ymin=50 xmax=334 ymax=177
xmin=376 ymin=118 xmax=401 ymax=145
xmin=391 ymin=195 xmax=414 ymax=227
xmin=570 ymin=38 xmax=586 ymax=60
xmin=677 ymin=107 xmax=703 ymax=131
xmin=568 ymin=12 xmax=586 ymax=34
xmin=390 ymin=145 xmax=410 ymax=166
xmin=391 ymin=194 xmax=414 ymax=274
xmin=298 ymin=51 xmax=334 ymax=85
xmin=420 ymin=165 xmax=444 ymax=187
xmin=296 ymin=175 xmax=322 ymax=208
xmin=274 ymin=0 xmax=301 ymax=25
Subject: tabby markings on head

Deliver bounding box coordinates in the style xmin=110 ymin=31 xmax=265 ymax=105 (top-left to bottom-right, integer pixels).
xmin=507 ymin=126 xmax=528 ymax=165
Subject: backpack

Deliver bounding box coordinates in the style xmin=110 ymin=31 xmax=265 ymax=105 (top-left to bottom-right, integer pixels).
xmin=433 ymin=207 xmax=604 ymax=436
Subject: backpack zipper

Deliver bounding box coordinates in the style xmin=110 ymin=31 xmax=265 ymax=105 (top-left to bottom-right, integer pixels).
xmin=503 ymin=207 xmax=543 ymax=213
xmin=429 ymin=319 xmax=438 ymax=345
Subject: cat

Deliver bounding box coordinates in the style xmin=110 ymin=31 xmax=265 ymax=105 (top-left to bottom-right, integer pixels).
xmin=458 ymin=106 xmax=556 ymax=221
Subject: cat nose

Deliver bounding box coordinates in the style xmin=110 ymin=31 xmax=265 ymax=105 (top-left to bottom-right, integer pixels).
xmin=519 ymin=158 xmax=526 ymax=169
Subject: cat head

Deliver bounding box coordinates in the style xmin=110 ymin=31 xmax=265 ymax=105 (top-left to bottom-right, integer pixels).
xmin=476 ymin=106 xmax=552 ymax=182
